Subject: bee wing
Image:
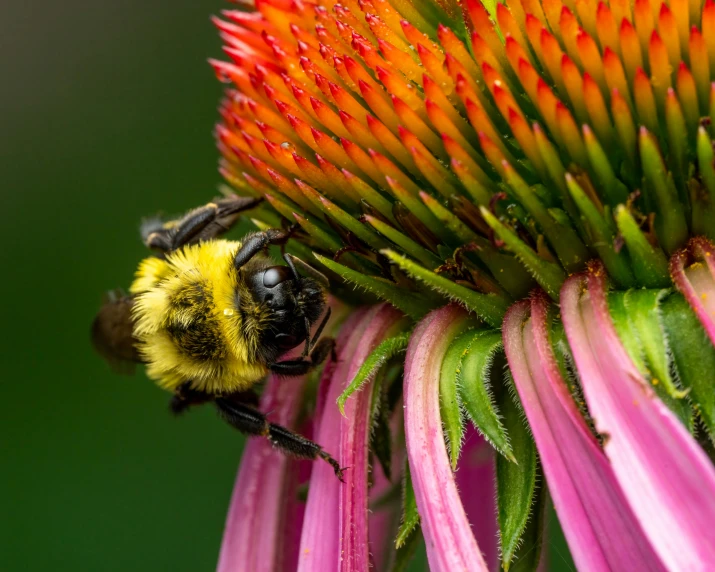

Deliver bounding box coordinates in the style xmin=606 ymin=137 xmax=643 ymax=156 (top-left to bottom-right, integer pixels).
xmin=91 ymin=292 xmax=142 ymax=375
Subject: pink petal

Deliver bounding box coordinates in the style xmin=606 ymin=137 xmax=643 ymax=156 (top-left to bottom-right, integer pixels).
xmin=671 ymin=236 xmax=715 ymax=346
xmin=368 ymin=463 xmax=397 ymax=570
xmin=455 ymin=426 xmax=498 ymax=572
xmin=369 ymin=407 xmax=405 ymax=571
xmin=216 ymin=372 xmax=309 ymax=572
xmin=218 ymin=302 xmax=354 ymax=572
xmin=297 ymin=309 xmax=369 ymax=572
xmin=404 ymin=305 xmax=489 ymax=572
xmin=503 ymin=294 xmax=664 ymax=571
xmin=338 ymin=304 xmax=404 ymax=571
xmin=561 ymin=264 xmax=715 ymax=570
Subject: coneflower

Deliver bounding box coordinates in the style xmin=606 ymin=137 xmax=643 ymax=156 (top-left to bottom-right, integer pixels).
xmin=210 ymin=0 xmax=715 ymax=569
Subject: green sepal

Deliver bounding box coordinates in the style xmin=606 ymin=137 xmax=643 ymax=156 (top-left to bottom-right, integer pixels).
xmin=314 ymin=193 xmax=391 ymax=252
xmin=237 ymin=173 xmax=274 ymax=197
xmin=498 ymin=374 xmax=538 ymax=572
xmin=298 ymin=180 xmax=387 ymax=250
xmin=346 ymin=175 xmax=397 ymax=224
xmin=249 ymin=213 xmax=282 ymax=234
xmin=423 ymin=0 xmax=470 ymax=41
xmin=533 ymin=125 xmax=572 ymax=213
xmin=365 ymin=215 xmax=443 ymax=268
xmin=382 ymin=249 xmax=510 ymax=328
xmin=314 ymin=254 xmax=432 ymax=319
xmin=693 ymin=127 xmax=715 ymax=241
xmin=338 ymin=332 xmax=412 ymax=415
xmin=437 ymin=244 xmax=453 ymax=261
xmin=639 ymin=127 xmax=688 ymax=254
xmin=664 ymin=92 xmax=689 ymax=202
xmin=623 ymin=290 xmax=690 ymax=400
xmin=503 ymin=163 xmax=588 ymax=273
xmin=420 ymin=191 xmax=478 ymax=243
xmin=440 ymin=328 xmax=477 ymax=469
xmin=386 ymin=179 xmax=453 ymax=245
xmin=370 ymin=369 xmax=393 ymax=482
xmin=219 ymin=177 xmax=260 ymax=198
xmin=396 ymin=0 xmax=438 ymax=36
xmin=566 ymin=175 xmax=636 ymax=288
xmin=290 ymin=211 xmax=343 ymax=252
xmin=612 ymin=101 xmax=639 ymax=173
xmin=606 ymin=292 xmax=645 ymax=367
xmin=582 ymin=125 xmax=629 ymax=207
xmin=466 ymin=239 xmax=534 ymax=300
xmin=609 ymin=291 xmax=694 ymax=430
xmin=549 ymin=322 xmax=577 ymax=393
xmin=504 ymin=471 xmax=545 ymax=572
xmin=390 ymin=527 xmax=424 ymax=572
xmin=263 ymin=192 xmax=305 ymax=222
xmin=480 ymin=207 xmax=566 ymax=300
xmin=253 ymin=203 xmax=285 ymax=229
xmin=458 ymin=331 xmax=515 ymax=462
xmin=661 ymin=293 xmax=715 ymax=439
xmin=453 ymin=161 xmax=494 ymax=206
xmin=614 ymin=205 xmax=670 ymax=288
xmin=396 ymin=461 xmax=420 ymax=548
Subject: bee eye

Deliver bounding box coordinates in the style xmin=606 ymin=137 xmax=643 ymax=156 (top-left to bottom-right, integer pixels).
xmin=263 ymin=266 xmax=293 ymax=288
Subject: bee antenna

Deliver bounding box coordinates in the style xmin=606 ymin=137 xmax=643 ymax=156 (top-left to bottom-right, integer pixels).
xmin=284 ymin=253 xmax=302 ymax=282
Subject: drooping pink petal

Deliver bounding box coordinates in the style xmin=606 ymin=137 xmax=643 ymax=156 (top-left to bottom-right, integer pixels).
xmin=216 ymin=372 xmax=309 ymax=572
xmin=338 ymin=304 xmax=404 ymax=571
xmin=368 ymin=404 xmax=406 ymax=571
xmin=404 ymin=305 xmax=489 ymax=572
xmin=297 ymin=309 xmax=368 ymax=572
xmin=503 ymin=294 xmax=664 ymax=571
xmin=368 ymin=462 xmax=398 ymax=570
xmin=218 ymin=302 xmax=351 ymax=572
xmin=671 ymin=236 xmax=715 ymax=345
xmin=455 ymin=426 xmax=498 ymax=572
xmin=561 ymin=263 xmax=715 ymax=570
xmin=281 ymin=424 xmax=313 ymax=572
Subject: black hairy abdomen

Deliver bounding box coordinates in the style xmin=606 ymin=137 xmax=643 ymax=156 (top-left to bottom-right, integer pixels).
xmin=165 ymin=281 xmax=226 ymax=361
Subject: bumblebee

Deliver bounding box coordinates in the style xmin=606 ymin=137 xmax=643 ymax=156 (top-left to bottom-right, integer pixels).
xmin=92 ymin=195 xmax=343 ymax=478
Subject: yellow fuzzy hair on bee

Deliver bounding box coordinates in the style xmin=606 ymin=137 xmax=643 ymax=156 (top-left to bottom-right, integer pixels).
xmin=129 ymin=239 xmax=270 ymax=394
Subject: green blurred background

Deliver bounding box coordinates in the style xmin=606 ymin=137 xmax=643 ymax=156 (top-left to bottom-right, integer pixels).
xmin=1 ymin=1 xmax=573 ymax=569
xmin=2 ymin=1 xmax=241 ymax=569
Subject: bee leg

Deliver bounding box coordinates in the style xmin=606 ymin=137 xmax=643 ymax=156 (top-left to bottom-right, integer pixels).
xmin=233 ymin=227 xmax=295 ymax=270
xmin=170 ymin=384 xmax=258 ymax=415
xmin=269 ymin=337 xmax=335 ymax=376
xmin=144 ymin=195 xmax=262 ymax=253
xmin=169 ymin=382 xmax=212 ymax=415
xmin=215 ymin=397 xmax=345 ymax=481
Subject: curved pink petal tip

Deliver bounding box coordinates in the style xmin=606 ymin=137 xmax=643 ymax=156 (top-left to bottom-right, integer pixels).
xmin=503 ymin=293 xmax=663 ymax=571
xmin=404 ymin=305 xmax=489 ymax=572
xmin=297 ymin=309 xmax=368 ymax=572
xmin=217 ymin=372 xmax=308 ymax=572
xmin=338 ymin=304 xmax=404 ymax=571
xmin=671 ymin=236 xmax=715 ymax=346
xmin=455 ymin=426 xmax=498 ymax=572
xmin=562 ymin=263 xmax=715 ymax=570
xmin=298 ymin=305 xmax=403 ymax=571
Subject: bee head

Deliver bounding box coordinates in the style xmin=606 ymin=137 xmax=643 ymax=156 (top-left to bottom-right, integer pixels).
xmin=248 ymin=263 xmax=326 ymax=357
